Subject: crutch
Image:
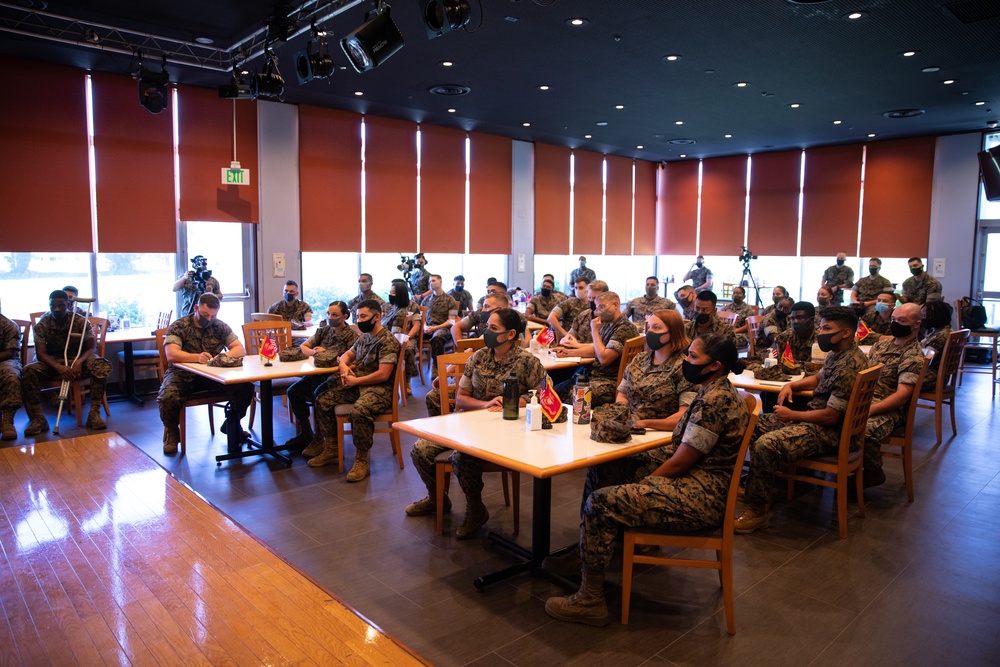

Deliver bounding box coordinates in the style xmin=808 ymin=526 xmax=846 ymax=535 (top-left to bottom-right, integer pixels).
xmin=53 ymin=297 xmax=96 ymax=434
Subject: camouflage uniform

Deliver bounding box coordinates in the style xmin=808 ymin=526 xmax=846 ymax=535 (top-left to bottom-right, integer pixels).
xmin=176 ymin=274 xmax=222 ymax=315
xmin=381 ymin=302 xmax=421 ymax=378
xmin=580 ymin=376 xmax=749 ymax=569
xmin=686 ymin=316 xmax=745 ymax=349
xmin=863 ymin=337 xmax=925 ymax=474
xmin=570 ymin=266 xmax=597 ymax=285
xmin=920 ymin=325 xmax=950 ymax=388
xmin=742 ymin=343 xmax=868 ymax=510
xmin=902 ymin=272 xmax=943 ymax=304
xmin=853 ymin=274 xmax=892 ymax=306
xmin=526 ymin=293 xmax=562 ymax=321
xmin=157 ymin=315 xmax=253 ymax=432
xmin=313 ymin=327 xmax=400 ymax=455
xmin=23 ymin=313 xmax=111 ymax=412
xmin=720 ymin=301 xmax=755 ymax=329
xmin=558 ymin=316 xmax=638 ymax=407
xmin=267 ymin=298 xmax=313 ymax=323
xmin=409 ymin=268 xmax=431 ymax=299
xmin=860 ymin=310 xmax=893 ymax=344
xmin=687 ymin=266 xmax=713 ymax=292
xmin=424 ymin=292 xmax=458 ymax=377
xmin=550 ymin=297 xmax=588 ymax=332
xmin=0 ymin=314 xmax=23 ymax=412
xmin=567 ymin=308 xmax=596 ymax=344
xmin=447 ymin=288 xmax=474 ymax=314
xmin=624 ymin=295 xmax=676 ymax=323
xmin=756 ymin=310 xmax=789 ymax=352
xmin=347 ymin=291 xmax=386 ymax=321
xmin=411 ymin=345 xmax=546 ymax=498
xmin=286 ymin=325 xmax=359 ymax=426
xmin=770 ymin=327 xmax=818 ymax=368
xmin=678 ymin=301 xmax=697 ymax=321
xmin=822 ymin=264 xmax=855 ymax=304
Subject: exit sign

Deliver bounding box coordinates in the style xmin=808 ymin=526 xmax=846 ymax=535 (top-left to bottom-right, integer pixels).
xmin=222 ymin=168 xmax=250 ymax=185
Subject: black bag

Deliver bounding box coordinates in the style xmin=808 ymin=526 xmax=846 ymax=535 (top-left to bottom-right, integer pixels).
xmin=963 ymin=301 xmax=988 ymax=330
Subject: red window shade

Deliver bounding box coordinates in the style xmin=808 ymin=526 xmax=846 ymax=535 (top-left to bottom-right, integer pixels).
xmin=1 ymin=57 xmax=91 ymax=251
xmin=605 ymin=155 xmax=634 ymax=255
xmin=633 ymin=160 xmax=657 ymax=255
xmin=91 ymin=71 xmax=175 ymax=253
xmin=364 ymin=115 xmax=417 ymax=252
xmin=299 ymin=106 xmax=362 ymax=251
xmin=177 ymin=86 xmax=259 ymax=223
xmin=700 ymin=155 xmax=748 ymax=255
xmin=534 ymin=143 xmax=571 ymax=255
xmin=655 ymin=161 xmax=699 ymax=255
xmin=747 ymin=150 xmax=802 ymax=256
xmin=469 ymin=131 xmax=512 ymax=255
xmin=860 ymin=137 xmax=935 ymax=258
xmin=419 ymin=125 xmax=466 ymax=253
xmin=800 ymin=144 xmax=863 ymax=256
xmin=573 ymin=150 xmax=605 ymax=256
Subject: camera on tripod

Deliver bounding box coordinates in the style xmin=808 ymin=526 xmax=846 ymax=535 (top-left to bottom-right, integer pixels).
xmin=190 ymin=255 xmax=213 ymax=293
xmin=397 ymin=255 xmax=415 ymax=281
xmin=738 ymin=246 xmax=758 ymax=264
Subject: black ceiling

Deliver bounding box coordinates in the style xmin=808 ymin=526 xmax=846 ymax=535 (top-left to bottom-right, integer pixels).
xmin=3 ymin=0 xmax=999 ymax=161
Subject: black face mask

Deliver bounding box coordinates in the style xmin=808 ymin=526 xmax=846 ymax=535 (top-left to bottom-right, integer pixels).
xmin=910 ymin=267 xmax=923 ymax=276
xmin=696 ymin=313 xmax=710 ymax=325
xmin=357 ymin=317 xmax=376 ymax=334
xmin=483 ymin=329 xmax=511 ymax=350
xmin=774 ymin=310 xmax=788 ymax=321
xmin=890 ymin=321 xmax=913 ymax=338
xmin=869 ymin=267 xmax=879 ymax=276
xmin=836 ymin=258 xmax=845 ymax=266
xmin=682 ymin=359 xmax=715 ymax=383
xmin=695 ymin=262 xmax=704 ymax=269
xmin=816 ymin=331 xmax=843 ymax=352
xmin=645 ymin=330 xmax=669 ymax=351
xmin=284 ymin=293 xmax=295 ymax=302
xmin=772 ymin=296 xmax=783 ymax=305
xmin=455 ymin=285 xmax=464 ymax=292
xmin=541 ymin=288 xmax=552 ymax=298
xmin=793 ymin=321 xmax=814 ymax=339
xmin=817 ymin=297 xmax=831 ymax=307
xmin=732 ymin=294 xmax=744 ymax=304
xmin=194 ymin=313 xmax=210 ymax=328
xmin=588 ymin=300 xmax=596 ymax=312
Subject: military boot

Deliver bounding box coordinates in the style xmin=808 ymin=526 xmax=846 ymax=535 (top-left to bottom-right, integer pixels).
xmin=23 ymin=402 xmax=50 ymax=437
xmin=544 ymin=567 xmax=609 ymax=626
xmin=300 ymin=434 xmax=325 ymax=459
xmin=86 ymin=407 xmax=107 ymax=430
xmin=307 ymin=439 xmax=339 ymax=468
xmin=163 ymin=425 xmax=181 ymax=455
xmin=346 ymin=450 xmax=370 ymax=482
xmin=283 ymin=420 xmax=314 ymax=449
xmin=1 ymin=409 xmax=17 ymax=440
xmin=455 ymin=493 xmax=489 ymax=540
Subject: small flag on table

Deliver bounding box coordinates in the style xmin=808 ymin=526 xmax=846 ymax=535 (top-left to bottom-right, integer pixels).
xmin=856 ymin=319 xmax=871 ymax=341
xmin=260 ymin=336 xmax=279 ymax=365
xmin=535 ymin=327 xmax=555 ymax=348
xmin=539 ymin=376 xmax=563 ymax=422
xmin=781 ymin=343 xmax=797 ymax=370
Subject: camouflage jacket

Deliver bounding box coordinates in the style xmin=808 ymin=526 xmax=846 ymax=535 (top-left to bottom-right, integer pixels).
xmin=625 ymin=295 xmax=676 ymax=323
xmin=807 ymin=343 xmax=868 ymax=413
xmin=459 ymin=344 xmax=546 ymax=404
xmin=686 ymin=316 xmax=743 ymax=349
xmin=920 ymin=325 xmax=950 ymax=385
xmin=568 ymin=308 xmax=596 ymax=343
xmin=822 ymin=264 xmax=855 ymax=294
xmin=381 ymin=302 xmax=421 ymax=333
xmin=902 ymin=272 xmax=942 ymax=304
xmin=617 ymin=349 xmax=696 ymax=420
xmin=589 ymin=316 xmax=639 ymax=381
xmin=720 ymin=300 xmax=755 ymax=329
xmin=163 ymin=315 xmax=238 ymax=366
xmin=32 ymin=312 xmax=94 ymax=359
xmin=347 ymin=291 xmax=386 ymax=320
xmin=757 ymin=310 xmax=789 ymax=349
xmin=688 ymin=266 xmax=713 ymax=291
xmin=853 ymin=274 xmax=892 ymax=304
xmin=0 ymin=314 xmax=21 ymax=360
xmin=409 ymin=268 xmax=431 ymax=297
xmin=424 ymin=292 xmax=458 ymax=326
xmin=347 ymin=326 xmax=401 ymax=392
xmin=177 ymin=275 xmax=222 ymax=315
xmin=860 ymin=310 xmax=893 ymax=343
xmin=570 ymin=266 xmax=597 ymax=284
xmin=551 ymin=296 xmax=588 ymax=329
xmin=867 ymin=337 xmax=925 ymax=405
xmin=304 ymin=323 xmax=358 ymax=358
xmin=527 ymin=293 xmax=563 ymax=319
xmin=267 ymin=299 xmax=313 ymax=322
xmin=772 ymin=327 xmax=818 ymax=366
xmin=447 ymin=288 xmax=474 ymax=314
xmin=667 ymin=376 xmax=749 ymax=477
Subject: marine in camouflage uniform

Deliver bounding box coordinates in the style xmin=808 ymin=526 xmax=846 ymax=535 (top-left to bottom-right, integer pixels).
xmin=822 ymin=262 xmax=855 ymax=304
xmin=381 ymin=302 xmax=421 ymax=378
xmin=558 ymin=314 xmax=638 ymax=407
xmin=741 ymin=343 xmax=868 ymax=512
xmin=458 ymin=307 xmax=527 ymax=341
xmin=424 ymin=291 xmax=458 ymax=378
xmin=347 ymin=291 xmax=386 ymax=321
xmin=860 ymin=309 xmax=893 ymax=343
xmin=0 ymin=314 xmax=23 ymax=438
xmin=410 ymin=345 xmax=546 ymax=516
xmin=313 ymin=326 xmax=400 ymax=472
xmin=853 ymin=273 xmax=892 ymax=308
xmin=755 ymin=309 xmax=790 ymax=353
xmin=720 ymin=300 xmax=755 ymax=330
xmin=175 ymin=274 xmax=222 ymax=316
xmin=624 ymin=294 xmax=676 ymax=323
xmin=23 ymin=312 xmax=112 ymax=433
xmin=157 ymin=314 xmax=253 ymax=444
xmin=902 ymin=271 xmax=942 ymax=305
xmin=526 ymin=291 xmax=563 ymax=322
xmin=862 ymin=337 xmax=925 ymax=475
xmin=686 ymin=315 xmax=745 ymax=350
xmin=409 ymin=267 xmax=431 ymax=299
xmin=570 ymin=264 xmax=597 ymax=285
xmin=920 ymin=325 xmax=950 ymax=388
xmin=567 ymin=307 xmax=597 ymax=344
xmin=286 ymin=323 xmax=359 ymax=439
xmin=267 ymin=298 xmax=313 ymax=323
xmin=550 ymin=296 xmax=589 ymax=334
xmin=687 ymin=265 xmax=713 ymax=293
xmin=447 ymin=287 xmax=474 ymax=315
xmin=770 ymin=326 xmax=818 ymax=367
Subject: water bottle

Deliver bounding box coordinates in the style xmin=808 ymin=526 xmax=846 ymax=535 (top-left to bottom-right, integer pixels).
xmin=122 ymin=313 xmax=131 ymax=329
xmin=502 ymin=371 xmax=520 ymax=420
xmin=572 ymin=378 xmax=591 ymax=424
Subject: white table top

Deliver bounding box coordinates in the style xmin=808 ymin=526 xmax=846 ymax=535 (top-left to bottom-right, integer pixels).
xmin=394 ymin=409 xmax=672 ymax=479
xmin=105 ymin=327 xmax=157 ymax=344
xmin=176 ymin=355 xmax=336 ymax=385
xmin=728 ymin=369 xmax=811 ymax=395
xmin=530 ymin=349 xmax=596 ymax=372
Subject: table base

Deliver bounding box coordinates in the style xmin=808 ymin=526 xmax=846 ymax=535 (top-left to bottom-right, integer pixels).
xmin=214 ymin=379 xmax=294 ymax=468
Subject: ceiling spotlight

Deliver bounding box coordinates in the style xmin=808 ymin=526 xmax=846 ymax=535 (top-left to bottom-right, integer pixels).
xmin=615 ymin=104 xmax=625 ymax=110
xmin=846 ymin=11 xmax=865 ymax=19
xmin=440 ymin=60 xmax=454 ymax=67
xmin=251 ymin=45 xmax=285 ymax=101
xmin=868 ymin=133 xmax=877 ymax=137
xmin=584 ymin=134 xmax=592 ymax=139
xmin=538 ymin=85 xmax=550 ymax=91
xmin=341 ymin=1 xmax=404 ymax=73
xmin=674 ymin=120 xmax=684 ymax=125
xmin=294 ymin=26 xmax=336 ymax=84
xmin=943 ymin=79 xmax=955 ymax=85
xmin=636 ymin=145 xmax=644 ymax=149
xmin=566 ymin=18 xmax=589 ymax=27
xmin=975 ymin=101 xmax=987 ymax=106
xmin=900 ymin=50 xmax=917 ymax=57
xmin=218 ymin=61 xmax=253 ymax=99
xmin=734 ymin=82 xmax=748 ymax=88
xmin=522 ymin=122 xmax=530 ymax=127
xmin=136 ymin=52 xmax=169 ymax=114
xmin=789 ymin=103 xmax=801 ymax=108
xmin=447 ymin=108 xmax=456 ymax=113
xmin=724 ymin=134 xmax=732 ymax=138
xmin=833 ymin=120 xmax=842 ymax=124
xmin=423 ymin=0 xmax=471 ymax=39
xmin=662 ymin=54 xmax=681 ymax=61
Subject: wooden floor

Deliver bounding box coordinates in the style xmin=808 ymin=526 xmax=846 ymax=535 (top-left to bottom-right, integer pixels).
xmin=0 ymin=433 xmax=427 ymax=666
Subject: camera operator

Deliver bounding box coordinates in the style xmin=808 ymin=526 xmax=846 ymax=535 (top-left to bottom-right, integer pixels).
xmin=173 ymin=255 xmax=222 ymax=315
xmin=406 ymin=253 xmax=431 ymax=302
xmin=683 ymin=255 xmax=713 ymax=293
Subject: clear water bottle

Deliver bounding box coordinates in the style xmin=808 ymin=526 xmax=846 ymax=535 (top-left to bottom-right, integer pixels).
xmin=122 ymin=313 xmax=131 ymax=329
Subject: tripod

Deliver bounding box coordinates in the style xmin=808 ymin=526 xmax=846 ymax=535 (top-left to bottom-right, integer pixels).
xmin=739 ymin=261 xmax=763 ymax=308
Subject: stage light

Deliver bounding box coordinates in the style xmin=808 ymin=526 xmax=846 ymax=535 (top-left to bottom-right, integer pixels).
xmin=422 ymin=0 xmax=470 ymax=39
xmin=218 ymin=65 xmax=253 ymax=99
xmin=251 ymin=44 xmax=285 ymax=101
xmin=341 ymin=2 xmax=404 ymax=73
xmin=294 ymin=27 xmax=336 ymax=84
xmin=137 ymin=52 xmax=169 ymax=114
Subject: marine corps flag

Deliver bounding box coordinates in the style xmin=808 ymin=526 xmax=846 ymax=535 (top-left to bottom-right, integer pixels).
xmin=535 ymin=327 xmax=555 ymax=347
xmin=856 ymin=319 xmax=871 ymax=341
xmin=781 ymin=343 xmax=797 ymax=370
xmin=259 ymin=336 xmax=279 ymax=366
xmin=539 ymin=376 xmax=563 ymax=422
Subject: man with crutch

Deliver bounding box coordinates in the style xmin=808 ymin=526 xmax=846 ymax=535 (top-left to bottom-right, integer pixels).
xmin=22 ymin=290 xmax=111 ymax=436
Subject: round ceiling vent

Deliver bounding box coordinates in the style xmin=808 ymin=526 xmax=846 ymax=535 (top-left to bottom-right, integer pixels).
xmin=666 ymin=138 xmax=697 ymax=145
xmin=429 ymin=84 xmax=471 ymax=96
xmin=882 ymin=108 xmax=926 ymax=118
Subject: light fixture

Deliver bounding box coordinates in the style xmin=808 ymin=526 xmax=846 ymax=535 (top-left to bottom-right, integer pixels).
xmin=734 ymin=82 xmax=748 ymax=88
xmin=868 ymin=133 xmax=877 ymax=137
xmin=218 ymin=62 xmax=253 ymax=99
xmin=447 ymin=108 xmax=456 ymax=113
xmin=789 ymin=103 xmax=801 ymax=108
xmin=440 ymin=60 xmax=454 ymax=67
xmin=137 ymin=52 xmax=169 ymax=114
xmin=566 ymin=18 xmax=589 ymax=27
xmin=846 ymin=11 xmax=865 ymax=19
xmin=522 ymin=122 xmax=530 ymax=127
xmin=900 ymin=50 xmax=917 ymax=57
xmin=636 ymin=145 xmax=643 ymax=149
xmin=195 ymin=36 xmax=214 ymax=45
xmin=975 ymin=101 xmax=987 ymax=106
xmin=724 ymin=134 xmax=732 ymax=138
xmin=833 ymin=120 xmax=842 ymax=124
xmin=584 ymin=134 xmax=592 ymax=139
xmin=615 ymin=104 xmax=625 ymax=110
xmin=294 ymin=26 xmax=336 ymax=84
xmin=675 ymin=120 xmax=684 ymax=125
xmin=422 ymin=0 xmax=471 ymax=39
xmin=251 ymin=44 xmax=285 ymax=101
xmin=921 ymin=66 xmax=940 ymax=73
xmin=341 ymin=1 xmax=404 ymax=73
xmin=354 ymin=90 xmax=364 ymax=96
xmin=538 ymin=85 xmax=550 ymax=91
xmin=943 ymin=79 xmax=955 ymax=85
xmin=662 ymin=54 xmax=681 ymax=61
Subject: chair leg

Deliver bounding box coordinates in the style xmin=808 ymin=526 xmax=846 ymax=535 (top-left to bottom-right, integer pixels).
xmin=837 ymin=478 xmax=849 ymax=538
xmin=391 ymin=428 xmax=405 ymax=469
xmin=73 ymin=382 xmax=84 ymax=426
xmin=207 ymin=405 xmax=215 ymax=435
xmin=948 ymin=396 xmax=957 ymax=437
xmin=248 ymin=394 xmax=257 ymax=430
xmin=903 ymin=442 xmax=914 ymax=503
xmin=934 ymin=400 xmax=942 ymax=444
xmin=854 ymin=471 xmax=865 ymax=518
xmin=500 ymin=471 xmax=511 ymax=506
xmin=621 ymin=533 xmax=636 ymax=625
xmin=179 ymin=407 xmax=187 ymax=456
xmin=337 ymin=416 xmax=347 ymax=474
xmin=511 ymin=472 xmax=520 ymax=536
xmin=720 ymin=549 xmax=735 ymax=635
xmin=436 ymin=463 xmax=451 ymax=536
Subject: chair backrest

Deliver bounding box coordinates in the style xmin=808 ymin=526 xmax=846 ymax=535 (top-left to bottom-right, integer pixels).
xmin=837 ymin=364 xmax=883 ymax=462
xmin=724 ymin=392 xmax=762 ymax=533
xmin=934 ymin=328 xmax=970 ymax=394
xmin=390 ymin=335 xmax=409 ymax=415
xmin=436 ymin=351 xmax=473 ymax=415
xmin=86 ymin=317 xmax=110 ymax=357
xmin=250 ymin=312 xmax=282 ymax=322
xmin=900 ymin=353 xmax=932 ymax=440
xmin=416 ymin=305 xmax=429 ymax=352
xmin=30 ymin=311 xmax=45 ymax=329
xmin=154 ymin=327 xmax=169 ymax=375
xmin=156 ymin=310 xmax=172 ymax=329
xmin=722 ymin=282 xmax=734 ymax=299
xmin=12 ymin=319 xmax=31 ymax=366
xmin=745 ymin=315 xmax=762 ymax=357
xmin=617 ymin=335 xmax=646 ymax=387
xmin=242 ymin=321 xmax=293 ymax=355
xmin=455 ymin=337 xmax=486 ymax=353
xmin=719 ymin=311 xmax=739 ymax=326
xmin=750 ymin=305 xmax=760 ymax=316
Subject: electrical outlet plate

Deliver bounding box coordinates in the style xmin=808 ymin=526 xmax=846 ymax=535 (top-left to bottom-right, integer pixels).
xmin=272 ymin=252 xmax=286 ymax=278
xmin=932 ymin=258 xmax=945 ymax=278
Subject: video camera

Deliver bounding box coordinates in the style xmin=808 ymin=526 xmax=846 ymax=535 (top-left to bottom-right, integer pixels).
xmin=738 ymin=246 xmax=758 ymax=265
xmin=397 ymin=255 xmax=415 ymax=281
xmin=191 ymin=255 xmax=213 ymax=293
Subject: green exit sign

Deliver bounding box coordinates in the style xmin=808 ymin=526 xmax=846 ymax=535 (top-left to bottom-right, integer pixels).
xmin=221 ymin=168 xmax=250 ymax=185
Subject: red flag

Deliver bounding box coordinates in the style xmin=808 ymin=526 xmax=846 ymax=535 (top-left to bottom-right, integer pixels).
xmin=539 ymin=376 xmax=563 ymax=422
xmin=260 ymin=336 xmax=279 ymax=361
xmin=856 ymin=319 xmax=871 ymax=341
xmin=535 ymin=327 xmax=555 ymax=347
xmin=781 ymin=343 xmax=796 ymax=369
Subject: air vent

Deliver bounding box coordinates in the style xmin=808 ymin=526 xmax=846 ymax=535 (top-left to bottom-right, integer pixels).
xmin=882 ymin=108 xmax=926 ymax=118
xmin=429 ymin=84 xmax=471 ymax=96
xmin=666 ymin=138 xmax=697 ymax=145
xmin=943 ymin=0 xmax=1000 ymax=24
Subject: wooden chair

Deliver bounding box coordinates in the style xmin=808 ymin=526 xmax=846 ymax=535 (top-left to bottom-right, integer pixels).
xmin=621 ymin=392 xmax=761 ymax=633
xmin=881 ymin=353 xmax=931 ymax=502
xmin=617 ymin=335 xmax=646 ymax=387
xmin=117 ymin=310 xmax=172 ymax=386
xmin=956 ymin=298 xmax=999 ymax=398
xmin=242 ymin=321 xmax=294 ymax=429
xmin=416 ymin=306 xmax=429 ymax=386
xmin=251 ymin=312 xmax=283 ymax=322
xmin=29 ymin=311 xmax=45 ymax=329
xmin=719 ymin=311 xmax=739 ymax=326
xmin=393 ymin=331 xmax=410 ymax=407
xmin=433 ymin=351 xmax=520 ymax=536
xmin=155 ymin=328 xmax=230 ymax=455
xmin=12 ymin=319 xmax=31 ymax=367
xmin=777 ymin=364 xmax=883 ymax=538
xmin=750 ymin=305 xmax=760 ymax=317
xmin=721 ymin=282 xmax=735 ymax=299
xmin=455 ymin=337 xmax=486 ymax=353
xmin=917 ymin=328 xmax=969 ymax=444
xmin=42 ymin=316 xmax=112 ymax=427
xmin=745 ymin=315 xmax=763 ymax=358
xmin=334 ymin=335 xmax=409 ymax=474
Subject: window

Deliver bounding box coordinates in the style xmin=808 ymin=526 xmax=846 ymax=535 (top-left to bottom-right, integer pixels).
xmin=96 ymin=253 xmax=176 ymax=325
xmin=302 ymin=252 xmax=361 ymax=307
xmin=0 ymin=253 xmax=93 ymax=320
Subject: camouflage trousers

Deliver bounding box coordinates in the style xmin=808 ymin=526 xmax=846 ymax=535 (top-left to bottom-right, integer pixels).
xmin=428 ymin=329 xmax=453 ymax=378
xmin=742 ymin=413 xmax=840 ymax=511
xmin=410 ymin=439 xmax=486 ymax=497
xmin=404 ymin=338 xmax=419 ymax=379
xmin=581 ymin=449 xmax=671 ymax=517
xmin=157 ymin=369 xmax=253 ymax=428
xmin=286 ymin=374 xmax=325 ymax=424
xmin=581 ymin=469 xmax=728 ymax=569
xmin=22 ymin=356 xmax=111 ymax=409
xmin=313 ymin=377 xmax=392 ymax=455
xmin=0 ymin=359 xmax=22 ymax=410
xmin=864 ymin=411 xmax=904 ymax=475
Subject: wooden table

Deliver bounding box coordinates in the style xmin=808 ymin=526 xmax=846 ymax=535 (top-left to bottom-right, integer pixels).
xmin=530 ymin=349 xmax=596 ymax=372
xmin=728 ymin=369 xmax=808 ymax=394
xmin=176 ymin=356 xmax=337 ymax=466
xmin=394 ymin=409 xmax=671 ymax=589
xmin=105 ymin=327 xmax=157 ymax=406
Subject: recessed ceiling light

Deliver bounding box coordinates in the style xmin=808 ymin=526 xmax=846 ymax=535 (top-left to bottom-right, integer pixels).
xmin=789 ymin=103 xmax=801 ymax=108
xmin=922 ymin=66 xmax=940 ymax=73
xmin=447 ymin=108 xmax=456 ymax=113
xmin=195 ymin=36 xmax=214 ymax=45
xmin=900 ymin=50 xmax=917 ymax=57
xmin=662 ymin=54 xmax=681 ymax=62
xmin=566 ymin=18 xmax=589 ymax=27
xmin=943 ymin=79 xmax=955 ymax=85
xmin=596 ymin=121 xmax=608 ymax=126
xmin=504 ymin=16 xmax=518 ymax=23
xmin=734 ymin=82 xmax=748 ymax=88
xmin=975 ymin=101 xmax=987 ymax=106
xmin=522 ymin=122 xmax=531 ymax=127
xmin=868 ymin=133 xmax=877 ymax=137
xmin=675 ymin=120 xmax=684 ymax=125
xmin=584 ymin=134 xmax=592 ymax=139
xmin=615 ymin=104 xmax=625 ymax=110
xmin=636 ymin=145 xmax=644 ymax=149
xmin=724 ymin=134 xmax=732 ymax=138
xmin=440 ymin=61 xmax=454 ymax=67
xmin=538 ymin=85 xmax=550 ymax=91
xmin=833 ymin=120 xmax=843 ymax=125
xmin=354 ymin=91 xmax=363 ymax=96
xmin=680 ymin=154 xmax=687 ymax=158
xmin=846 ymin=11 xmax=865 ymax=19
